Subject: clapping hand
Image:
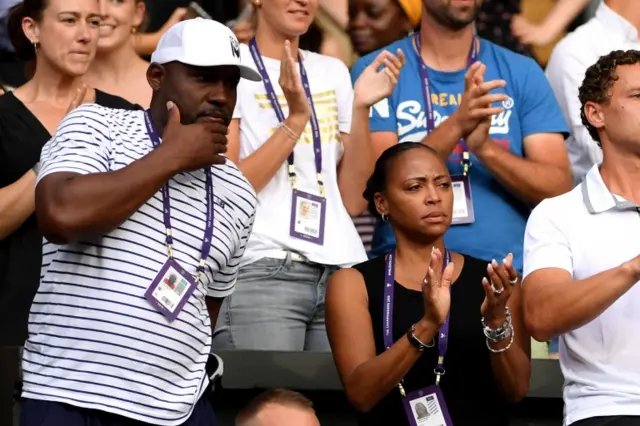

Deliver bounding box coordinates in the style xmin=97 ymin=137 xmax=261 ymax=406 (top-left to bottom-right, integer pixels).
xmin=453 ymin=62 xmax=508 ymax=142
xmin=279 ymin=40 xmax=311 ymax=124
xmin=353 ymin=48 xmax=406 ymax=109
xmin=66 ymin=84 xmax=89 ymax=114
xmin=481 ymin=253 xmax=520 ymax=328
xmin=422 ymin=248 xmax=455 ymax=327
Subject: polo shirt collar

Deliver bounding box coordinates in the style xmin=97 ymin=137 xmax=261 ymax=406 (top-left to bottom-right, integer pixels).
xmin=582 ymin=164 xmax=640 ymax=213
xmin=595 ymin=2 xmax=639 ymax=42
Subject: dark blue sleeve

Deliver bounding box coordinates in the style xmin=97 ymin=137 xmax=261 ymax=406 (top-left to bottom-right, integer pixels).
xmin=517 ymin=58 xmax=569 ymax=138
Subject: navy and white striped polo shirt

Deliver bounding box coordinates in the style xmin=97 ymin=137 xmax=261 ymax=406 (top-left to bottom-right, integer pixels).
xmin=22 ymin=104 xmax=256 ymax=425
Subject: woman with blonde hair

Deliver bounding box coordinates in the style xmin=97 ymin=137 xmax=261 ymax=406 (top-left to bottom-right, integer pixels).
xmin=213 ymin=0 xmax=405 ymax=352
xmin=85 ymin=0 xmax=151 ymax=107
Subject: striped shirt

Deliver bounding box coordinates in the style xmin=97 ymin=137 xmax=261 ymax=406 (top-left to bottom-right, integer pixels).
xmin=22 ymin=104 xmax=256 ymax=425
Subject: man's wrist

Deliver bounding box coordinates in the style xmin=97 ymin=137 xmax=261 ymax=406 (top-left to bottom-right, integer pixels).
xmin=446 ymin=111 xmax=466 ymax=140
xmin=472 ymin=136 xmax=496 ymax=160
xmin=148 ymin=144 xmax=183 ymax=177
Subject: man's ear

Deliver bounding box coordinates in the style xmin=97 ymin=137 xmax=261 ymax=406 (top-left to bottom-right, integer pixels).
xmin=146 ymin=63 xmax=165 ymax=91
xmin=584 ymin=101 xmax=606 ymax=132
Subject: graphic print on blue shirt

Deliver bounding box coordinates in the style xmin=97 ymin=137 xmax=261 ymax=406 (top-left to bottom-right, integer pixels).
xmin=351 ymin=36 xmax=568 ymax=272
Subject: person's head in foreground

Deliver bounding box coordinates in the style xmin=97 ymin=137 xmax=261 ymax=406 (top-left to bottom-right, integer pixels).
xmin=236 ymin=388 xmax=321 ymax=426
xmin=579 ymin=49 xmax=640 ymax=155
xmin=364 ymin=142 xmax=453 ymax=243
xmin=146 ymin=18 xmax=261 ymax=131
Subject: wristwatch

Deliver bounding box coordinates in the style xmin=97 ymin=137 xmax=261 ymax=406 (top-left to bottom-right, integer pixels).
xmin=406 ymin=323 xmax=434 ymax=352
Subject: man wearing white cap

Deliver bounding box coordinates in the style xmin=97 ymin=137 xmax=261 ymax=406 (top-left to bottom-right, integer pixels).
xmin=19 ymin=19 xmax=259 ymax=426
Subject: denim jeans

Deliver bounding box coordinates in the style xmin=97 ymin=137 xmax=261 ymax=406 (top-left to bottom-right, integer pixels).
xmin=212 ymin=254 xmax=337 ymax=352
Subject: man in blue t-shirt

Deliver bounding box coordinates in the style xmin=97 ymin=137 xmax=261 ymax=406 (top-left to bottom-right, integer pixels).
xmin=351 ymin=0 xmax=572 ymax=272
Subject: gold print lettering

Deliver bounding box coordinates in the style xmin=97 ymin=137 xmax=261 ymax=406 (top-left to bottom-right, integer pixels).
xmin=431 ymin=93 xmax=439 ymax=105
xmin=262 ymin=90 xmax=341 ymax=145
xmin=439 ymin=93 xmax=447 ymax=106
xmin=449 ymin=94 xmax=458 ymax=106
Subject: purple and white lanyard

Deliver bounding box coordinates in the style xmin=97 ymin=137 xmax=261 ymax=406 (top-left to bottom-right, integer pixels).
xmin=415 ymin=33 xmax=478 ymax=176
xmin=248 ymin=38 xmax=325 ymax=197
xmin=143 ymin=110 xmax=215 ymax=283
xmin=384 ymin=249 xmax=452 ymax=391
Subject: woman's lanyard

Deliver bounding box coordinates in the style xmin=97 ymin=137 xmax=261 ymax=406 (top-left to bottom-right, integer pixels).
xmin=415 ymin=33 xmax=478 ymax=176
xmin=248 ymin=38 xmax=325 ymax=197
xmin=143 ymin=110 xmax=215 ymax=283
xmin=383 ymin=249 xmax=452 ymax=397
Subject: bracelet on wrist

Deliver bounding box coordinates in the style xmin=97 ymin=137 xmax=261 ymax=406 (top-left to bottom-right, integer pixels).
xmin=486 ymin=325 xmax=514 ymax=353
xmin=406 ymin=323 xmax=435 ymax=352
xmin=481 ymin=307 xmax=512 ymax=342
xmin=277 ymin=122 xmax=300 ymax=142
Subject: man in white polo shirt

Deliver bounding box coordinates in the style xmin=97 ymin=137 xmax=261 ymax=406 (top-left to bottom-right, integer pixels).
xmin=523 ymin=49 xmax=640 ymax=426
xmin=19 ymin=19 xmax=259 ymax=426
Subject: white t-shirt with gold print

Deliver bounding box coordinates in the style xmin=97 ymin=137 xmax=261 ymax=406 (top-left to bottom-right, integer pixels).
xmin=233 ymin=44 xmax=366 ymax=267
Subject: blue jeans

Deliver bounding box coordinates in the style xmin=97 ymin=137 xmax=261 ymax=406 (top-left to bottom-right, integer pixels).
xmin=212 ymin=254 xmax=337 ymax=352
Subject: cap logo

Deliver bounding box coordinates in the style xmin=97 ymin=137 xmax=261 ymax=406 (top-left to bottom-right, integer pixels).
xmin=230 ymin=36 xmax=240 ymax=59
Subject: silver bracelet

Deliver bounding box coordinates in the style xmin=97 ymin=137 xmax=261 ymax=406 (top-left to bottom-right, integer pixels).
xmin=486 ymin=325 xmax=514 ymax=353
xmin=277 ymin=122 xmax=300 ymax=142
xmin=481 ymin=307 xmax=512 ymax=342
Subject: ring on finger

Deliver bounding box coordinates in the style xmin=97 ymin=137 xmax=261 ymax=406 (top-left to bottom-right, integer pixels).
xmin=509 ymin=277 xmax=518 ymax=285
xmin=491 ymin=285 xmax=504 ymax=296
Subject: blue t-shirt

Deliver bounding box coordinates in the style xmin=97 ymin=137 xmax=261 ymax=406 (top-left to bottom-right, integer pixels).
xmin=351 ymin=36 xmax=568 ymax=272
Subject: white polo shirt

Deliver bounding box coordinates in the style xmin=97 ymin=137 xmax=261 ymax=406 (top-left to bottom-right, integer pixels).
xmin=546 ymin=3 xmax=640 ymax=185
xmin=523 ymin=165 xmax=640 ymax=425
xmin=23 ymin=105 xmax=256 ymax=425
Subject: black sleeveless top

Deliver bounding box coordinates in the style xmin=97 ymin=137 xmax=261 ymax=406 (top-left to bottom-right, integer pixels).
xmin=353 ymin=254 xmax=510 ymax=426
xmin=0 ymin=90 xmax=141 ymax=346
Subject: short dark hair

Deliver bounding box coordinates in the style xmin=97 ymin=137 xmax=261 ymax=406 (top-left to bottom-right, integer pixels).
xmin=362 ymin=142 xmax=440 ymax=219
xmin=579 ymin=49 xmax=640 ymax=147
xmin=7 ymin=0 xmax=48 ymax=61
xmin=235 ymin=389 xmax=314 ymax=425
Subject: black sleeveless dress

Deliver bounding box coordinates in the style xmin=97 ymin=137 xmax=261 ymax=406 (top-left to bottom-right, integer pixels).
xmin=353 ymin=254 xmax=511 ymax=426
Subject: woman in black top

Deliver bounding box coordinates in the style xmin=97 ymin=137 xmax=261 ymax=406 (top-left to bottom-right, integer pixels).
xmin=0 ymin=0 xmax=138 ymax=420
xmin=325 ymin=143 xmax=531 ymax=426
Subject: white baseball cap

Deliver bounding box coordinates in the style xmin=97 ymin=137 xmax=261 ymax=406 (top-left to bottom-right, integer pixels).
xmin=150 ymin=18 xmax=262 ymax=82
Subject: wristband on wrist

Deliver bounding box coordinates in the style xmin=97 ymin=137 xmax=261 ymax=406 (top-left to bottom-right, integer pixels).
xmin=406 ymin=323 xmax=435 ymax=352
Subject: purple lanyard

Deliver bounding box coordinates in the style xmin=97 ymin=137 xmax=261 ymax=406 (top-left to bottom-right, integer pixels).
xmin=383 ymin=249 xmax=452 ymax=384
xmin=248 ymin=38 xmax=324 ymax=195
xmin=143 ymin=110 xmax=215 ymax=281
xmin=415 ymin=33 xmax=478 ymax=176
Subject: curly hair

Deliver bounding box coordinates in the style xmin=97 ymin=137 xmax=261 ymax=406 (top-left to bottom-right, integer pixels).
xmin=579 ymin=49 xmax=640 ymax=147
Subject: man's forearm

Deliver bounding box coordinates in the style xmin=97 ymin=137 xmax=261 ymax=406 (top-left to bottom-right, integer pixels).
xmin=338 ymin=105 xmax=374 ymax=215
xmin=421 ymin=115 xmax=464 ymax=160
xmin=475 ymin=141 xmax=572 ymax=204
xmin=36 ymin=147 xmax=181 ymax=244
xmin=524 ymin=264 xmax=639 ymax=341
